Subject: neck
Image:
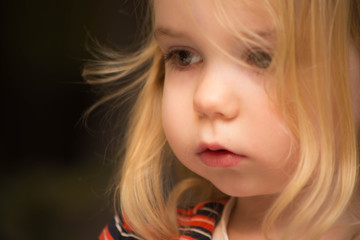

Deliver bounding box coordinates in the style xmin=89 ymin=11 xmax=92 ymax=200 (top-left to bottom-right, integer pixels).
xmin=227 ymin=194 xmax=278 ymax=237
xmin=233 ymin=195 xmax=277 ymax=226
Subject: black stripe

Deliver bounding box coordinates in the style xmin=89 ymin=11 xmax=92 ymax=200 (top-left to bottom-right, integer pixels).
xmin=179 ymin=227 xmax=212 ymax=240
xmin=112 ymin=214 xmax=140 ymax=240
xmin=179 ymin=225 xmax=213 ymax=237
xmin=197 ymin=202 xmax=226 ymax=221
xmin=107 ymin=218 xmax=122 ymax=239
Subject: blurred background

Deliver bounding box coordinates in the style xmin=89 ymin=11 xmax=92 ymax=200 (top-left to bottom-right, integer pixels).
xmin=0 ymin=0 xmax=143 ymax=239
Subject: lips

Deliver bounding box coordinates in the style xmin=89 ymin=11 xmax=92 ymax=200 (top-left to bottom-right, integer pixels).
xmin=197 ymin=143 xmax=245 ymax=168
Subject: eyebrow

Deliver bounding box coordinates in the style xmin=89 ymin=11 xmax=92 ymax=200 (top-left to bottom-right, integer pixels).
xmin=154 ymin=27 xmax=188 ymax=40
xmin=154 ymin=26 xmax=276 ymax=45
xmin=242 ymin=30 xmax=276 ymax=41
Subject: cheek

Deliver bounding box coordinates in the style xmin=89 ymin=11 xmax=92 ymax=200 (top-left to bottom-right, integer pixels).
xmin=161 ymin=70 xmax=197 ymax=144
xmin=255 ymin=98 xmax=299 ymax=174
xmin=161 ymin=82 xmax=192 ymax=156
xmin=260 ymin=115 xmax=296 ymax=169
xmin=161 ymin=90 xmax=178 ymax=145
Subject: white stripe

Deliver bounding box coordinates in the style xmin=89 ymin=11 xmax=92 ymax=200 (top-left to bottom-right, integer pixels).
xmin=178 ymin=226 xmax=212 ymax=239
xmin=103 ymin=229 xmax=109 ymax=240
xmin=177 ymin=215 xmax=215 ymax=226
xmin=114 ymin=215 xmax=142 ymax=239
xmin=190 ymin=216 xmax=215 ymax=225
xmin=201 ymin=207 xmax=219 ymax=215
xmin=189 ymin=227 xmax=212 ymax=239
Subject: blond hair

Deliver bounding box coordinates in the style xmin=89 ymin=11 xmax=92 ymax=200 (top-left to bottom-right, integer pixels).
xmin=83 ymin=0 xmax=360 ymax=239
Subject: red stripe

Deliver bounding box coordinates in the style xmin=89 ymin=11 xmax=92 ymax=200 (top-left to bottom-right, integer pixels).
xmin=177 ymin=199 xmax=228 ymax=217
xmin=121 ymin=212 xmax=134 ymax=231
xmin=176 ymin=235 xmax=198 ymax=240
xmin=177 ymin=208 xmax=195 ymax=216
xmin=99 ymin=226 xmax=114 ymax=240
xmin=178 ymin=215 xmax=215 ymax=232
xmin=178 ymin=215 xmax=215 ymax=225
xmin=189 ymin=220 xmax=215 ymax=231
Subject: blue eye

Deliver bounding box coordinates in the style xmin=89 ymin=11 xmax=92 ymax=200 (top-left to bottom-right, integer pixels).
xmin=164 ymin=49 xmax=202 ymax=69
xmin=245 ymin=48 xmax=272 ymax=69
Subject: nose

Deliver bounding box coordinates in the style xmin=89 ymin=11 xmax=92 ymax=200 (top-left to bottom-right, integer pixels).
xmin=193 ymin=66 xmax=239 ymax=120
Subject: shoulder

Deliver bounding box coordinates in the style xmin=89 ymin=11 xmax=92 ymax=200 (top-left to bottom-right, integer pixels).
xmin=98 ymin=198 xmax=230 ymax=240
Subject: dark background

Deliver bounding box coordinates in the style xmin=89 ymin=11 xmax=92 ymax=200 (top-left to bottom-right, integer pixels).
xmin=0 ymin=0 xmax=142 ymax=239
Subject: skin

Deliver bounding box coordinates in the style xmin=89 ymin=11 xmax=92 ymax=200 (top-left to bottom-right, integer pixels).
xmin=154 ymin=0 xmax=360 ymax=238
xmin=156 ymin=0 xmax=295 ymax=199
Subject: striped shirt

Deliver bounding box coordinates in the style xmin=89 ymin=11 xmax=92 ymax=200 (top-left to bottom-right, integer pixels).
xmin=99 ymin=199 xmax=229 ymax=240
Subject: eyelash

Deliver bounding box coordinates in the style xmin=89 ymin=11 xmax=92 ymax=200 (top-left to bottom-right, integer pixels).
xmin=244 ymin=48 xmax=272 ymax=69
xmin=163 ymin=49 xmax=202 ymax=71
xmin=163 ymin=48 xmax=272 ymax=71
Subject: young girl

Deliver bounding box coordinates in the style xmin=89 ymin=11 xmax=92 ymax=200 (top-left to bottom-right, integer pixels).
xmin=83 ymin=0 xmax=360 ymax=239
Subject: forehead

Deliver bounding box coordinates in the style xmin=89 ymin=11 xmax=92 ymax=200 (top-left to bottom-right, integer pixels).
xmin=153 ymin=0 xmax=274 ymax=39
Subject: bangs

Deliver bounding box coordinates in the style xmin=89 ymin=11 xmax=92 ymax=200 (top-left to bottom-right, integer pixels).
xmin=183 ymin=0 xmax=283 ymax=72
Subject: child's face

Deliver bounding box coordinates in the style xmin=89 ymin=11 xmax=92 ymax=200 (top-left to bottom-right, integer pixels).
xmin=155 ymin=0 xmax=360 ymax=197
xmin=155 ymin=0 xmax=295 ymax=197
